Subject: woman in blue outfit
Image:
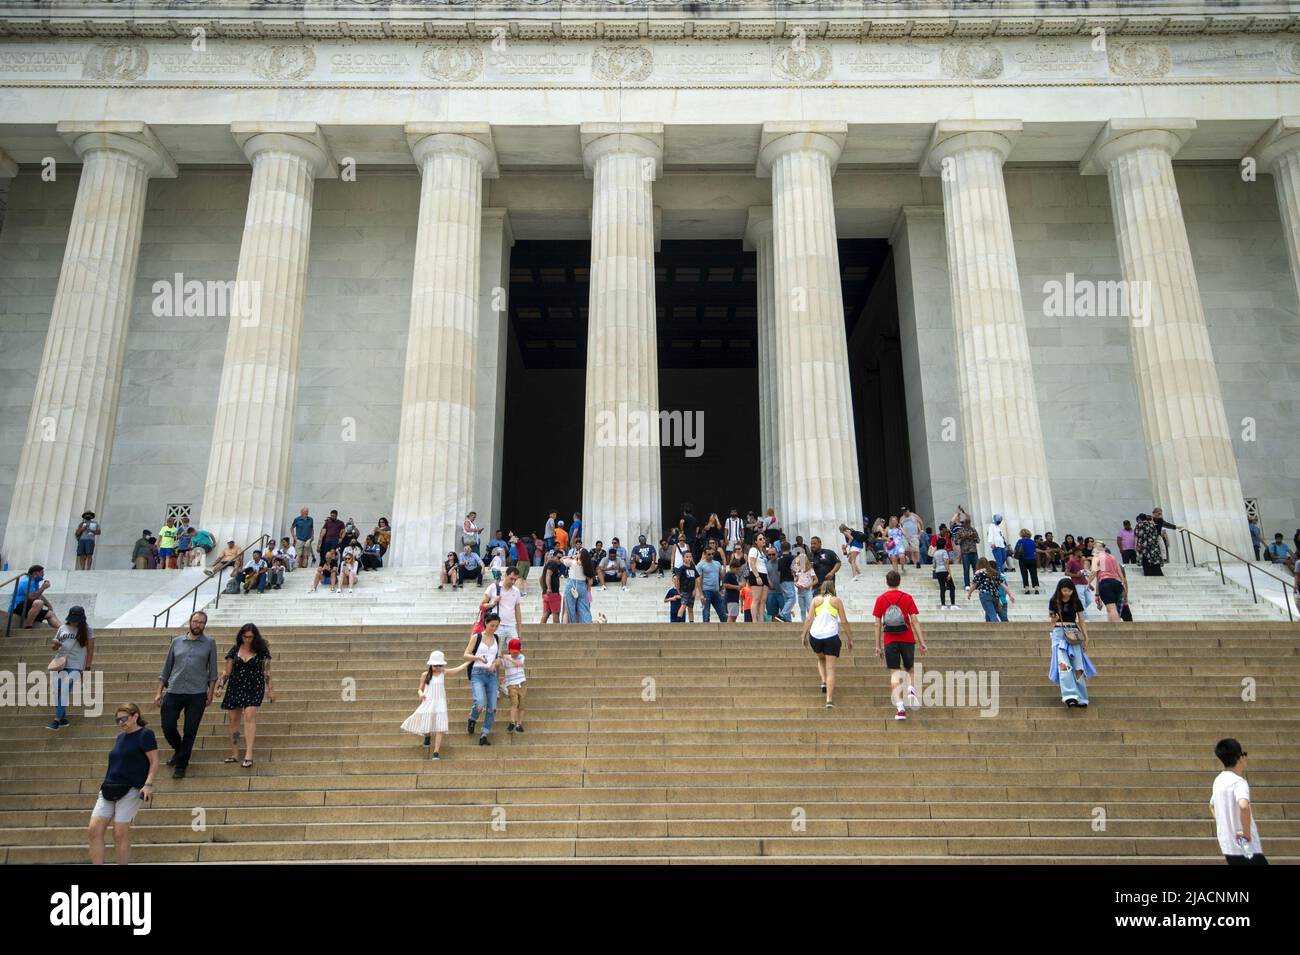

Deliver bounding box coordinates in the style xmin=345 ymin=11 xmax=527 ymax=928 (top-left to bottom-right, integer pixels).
xmin=1047 ymin=577 xmax=1097 ymax=708
xmin=562 ymin=549 xmax=597 ymax=624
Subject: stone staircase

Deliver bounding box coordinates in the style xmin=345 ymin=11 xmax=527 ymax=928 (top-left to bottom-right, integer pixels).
xmin=0 ymin=621 xmax=1297 ymax=863
xmin=197 ymin=560 xmax=1289 ymax=629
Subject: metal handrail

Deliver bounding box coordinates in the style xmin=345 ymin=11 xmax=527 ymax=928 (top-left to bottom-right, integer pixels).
xmin=2 ymin=573 xmax=22 ymax=638
xmin=1177 ymin=527 xmax=1296 ymax=623
xmin=152 ymin=533 xmax=271 ymax=629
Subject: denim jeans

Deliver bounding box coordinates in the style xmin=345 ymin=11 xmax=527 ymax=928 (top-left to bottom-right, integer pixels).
xmin=564 ymin=579 xmax=591 ymax=623
xmin=796 ymin=588 xmax=813 ymax=621
xmin=780 ymin=582 xmax=797 ymax=622
xmin=978 ymin=591 xmax=1007 ymax=622
xmin=962 ymin=552 xmax=978 ymax=588
xmin=701 ymin=589 xmax=727 ymax=623
xmin=469 ymin=667 xmax=497 ymax=735
xmin=1053 ymin=635 xmax=1089 ymax=705
xmin=54 ymin=668 xmax=80 ymax=721
xmin=992 ymin=546 xmax=1008 ymax=574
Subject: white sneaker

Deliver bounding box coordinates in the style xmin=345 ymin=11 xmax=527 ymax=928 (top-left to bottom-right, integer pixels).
xmin=895 ymin=708 xmax=907 ymax=721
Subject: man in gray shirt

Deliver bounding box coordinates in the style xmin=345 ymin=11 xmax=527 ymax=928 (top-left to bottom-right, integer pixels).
xmin=697 ymin=547 xmax=726 ymax=623
xmin=153 ymin=610 xmax=217 ymax=779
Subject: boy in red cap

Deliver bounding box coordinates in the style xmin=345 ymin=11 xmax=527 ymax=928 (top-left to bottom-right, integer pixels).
xmin=502 ymin=637 xmax=528 ymax=733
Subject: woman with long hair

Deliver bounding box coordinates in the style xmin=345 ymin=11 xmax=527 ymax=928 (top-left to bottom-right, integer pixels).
xmin=464 ymin=612 xmax=504 ymax=744
xmin=1047 ymin=578 xmax=1096 ymax=708
xmin=88 ymin=703 xmax=157 ymax=865
xmin=216 ymin=623 xmax=274 ymax=768
xmin=563 ymin=549 xmax=596 ymax=624
xmin=47 ymin=605 xmax=93 ymax=731
xmin=800 ymin=580 xmax=853 ymax=707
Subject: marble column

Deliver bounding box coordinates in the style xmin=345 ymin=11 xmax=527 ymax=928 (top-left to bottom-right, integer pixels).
xmin=581 ymin=123 xmax=662 ymax=549
xmin=4 ymin=123 xmax=175 ymax=569
xmin=199 ymin=123 xmax=335 ymax=548
xmin=921 ymin=121 xmax=1056 ymax=537
xmin=387 ymin=125 xmax=497 ymax=567
xmin=759 ymin=122 xmax=862 ymax=548
xmin=472 ymin=208 xmax=514 ymax=551
xmin=1251 ymin=117 xmax=1300 ymax=316
xmin=1082 ymin=119 xmax=1251 ymax=556
xmin=744 ymin=207 xmax=780 ymax=522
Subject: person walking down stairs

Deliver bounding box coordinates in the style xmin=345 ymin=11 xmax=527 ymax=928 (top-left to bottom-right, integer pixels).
xmin=1047 ymin=579 xmax=1096 ymax=709
xmin=401 ymin=650 xmax=470 ymax=760
xmin=463 ymin=613 xmax=505 ymax=746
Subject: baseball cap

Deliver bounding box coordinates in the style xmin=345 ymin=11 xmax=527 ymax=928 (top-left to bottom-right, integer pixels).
xmin=507 ymin=638 xmax=522 ymax=653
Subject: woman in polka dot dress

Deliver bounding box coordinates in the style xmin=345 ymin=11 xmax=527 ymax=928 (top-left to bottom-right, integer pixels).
xmin=216 ymin=623 xmax=274 ymax=769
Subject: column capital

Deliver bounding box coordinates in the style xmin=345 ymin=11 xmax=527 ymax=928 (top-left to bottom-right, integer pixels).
xmin=757 ymin=122 xmax=846 ymax=177
xmin=742 ymin=206 xmax=772 ymax=250
xmin=1080 ymin=118 xmax=1196 ymax=176
xmin=56 ymin=121 xmax=177 ymax=179
xmin=919 ymin=120 xmax=1022 ymax=177
xmin=1249 ymin=117 xmax=1300 ymax=172
xmin=580 ymin=123 xmax=663 ymax=179
xmin=231 ymin=122 xmax=337 ymax=178
xmin=406 ymin=122 xmax=499 ymax=178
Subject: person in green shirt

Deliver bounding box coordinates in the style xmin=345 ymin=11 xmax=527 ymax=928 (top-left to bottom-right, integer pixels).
xmin=158 ymin=517 xmax=180 ymax=569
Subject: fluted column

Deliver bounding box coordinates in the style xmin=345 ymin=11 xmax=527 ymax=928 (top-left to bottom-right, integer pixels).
xmin=744 ymin=207 xmax=780 ymax=521
xmin=581 ymin=123 xmax=662 ymax=548
xmin=0 ymin=148 xmax=16 ymax=237
xmin=1252 ymin=117 xmax=1300 ymax=315
xmin=1083 ymin=119 xmax=1250 ymax=555
xmin=921 ymin=121 xmax=1056 ymax=536
xmin=759 ymin=123 xmax=862 ymax=547
xmin=387 ymin=125 xmax=497 ymax=567
xmin=4 ymin=123 xmax=175 ymax=569
xmin=199 ymin=123 xmax=335 ymax=547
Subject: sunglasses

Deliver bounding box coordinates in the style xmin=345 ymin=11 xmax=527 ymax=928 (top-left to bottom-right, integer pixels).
xmin=115 ymin=715 xmax=131 ymax=724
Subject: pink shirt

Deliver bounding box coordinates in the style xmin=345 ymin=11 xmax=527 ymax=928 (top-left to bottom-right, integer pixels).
xmin=1117 ymin=528 xmax=1136 ymax=550
xmin=1093 ymin=551 xmax=1123 ymax=583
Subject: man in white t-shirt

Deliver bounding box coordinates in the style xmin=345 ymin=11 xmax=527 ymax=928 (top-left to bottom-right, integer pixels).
xmin=482 ymin=567 xmax=524 ymax=641
xmin=1211 ymin=738 xmax=1266 ymax=865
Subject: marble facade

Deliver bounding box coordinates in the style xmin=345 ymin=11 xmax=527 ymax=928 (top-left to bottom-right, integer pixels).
xmin=1 ymin=1 xmax=1297 ymax=569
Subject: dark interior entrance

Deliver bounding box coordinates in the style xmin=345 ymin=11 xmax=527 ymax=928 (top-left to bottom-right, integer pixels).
xmin=499 ymin=237 xmax=911 ymax=539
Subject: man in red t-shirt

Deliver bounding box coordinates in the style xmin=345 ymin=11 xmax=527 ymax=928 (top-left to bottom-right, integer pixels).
xmin=873 ymin=570 xmax=927 ymax=721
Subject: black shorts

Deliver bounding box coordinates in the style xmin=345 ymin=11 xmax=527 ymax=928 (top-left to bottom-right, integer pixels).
xmin=604 ymin=569 xmax=622 ymax=581
xmin=884 ymin=641 xmax=915 ymax=670
xmin=634 ymin=558 xmax=652 ymax=570
xmin=16 ymin=599 xmax=47 ymax=623
xmin=747 ymin=572 xmax=771 ymax=588
xmin=1098 ymin=578 xmax=1125 ymax=606
xmin=808 ymin=635 xmax=841 ymax=657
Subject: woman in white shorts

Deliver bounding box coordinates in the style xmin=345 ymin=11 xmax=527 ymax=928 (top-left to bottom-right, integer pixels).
xmin=89 ymin=702 xmax=158 ymax=865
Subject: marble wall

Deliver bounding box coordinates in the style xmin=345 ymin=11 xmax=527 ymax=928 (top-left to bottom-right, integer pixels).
xmin=1 ymin=162 xmax=1296 ymax=571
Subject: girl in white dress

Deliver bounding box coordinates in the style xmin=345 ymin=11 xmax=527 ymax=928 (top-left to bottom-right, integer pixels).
xmin=401 ymin=650 xmax=470 ymax=760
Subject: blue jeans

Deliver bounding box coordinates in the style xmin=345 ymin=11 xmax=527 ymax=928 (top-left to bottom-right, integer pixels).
xmin=780 ymin=582 xmax=797 ymax=622
xmin=54 ymin=668 xmax=80 ymax=721
xmin=979 ymin=591 xmax=1007 ymax=622
xmin=796 ymin=588 xmax=813 ymax=621
xmin=992 ymin=546 xmax=1008 ymax=574
xmin=1053 ymin=636 xmax=1090 ymax=705
xmin=765 ymin=591 xmax=783 ymax=622
xmin=962 ymin=552 xmax=978 ymax=588
xmin=469 ymin=667 xmax=497 ymax=735
xmin=564 ymin=579 xmax=591 ymax=623
xmin=701 ymin=589 xmax=726 ymax=623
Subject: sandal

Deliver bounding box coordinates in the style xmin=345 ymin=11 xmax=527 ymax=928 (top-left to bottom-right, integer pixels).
xmin=241 ymin=758 xmax=253 ymax=768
